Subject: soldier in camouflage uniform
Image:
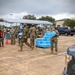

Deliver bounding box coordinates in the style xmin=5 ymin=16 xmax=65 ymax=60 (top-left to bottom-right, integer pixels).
xmin=23 ymin=25 xmax=31 ymax=47
xmin=51 ymin=27 xmax=59 ymax=55
xmin=14 ymin=27 xmax=18 ymax=39
xmin=10 ymin=27 xmax=16 ymax=45
xmin=18 ymin=24 xmax=30 ymax=51
xmin=0 ymin=26 xmax=4 ymax=47
xmin=19 ymin=36 xmax=23 ymax=51
xmin=36 ymin=27 xmax=44 ymax=38
xmin=29 ymin=24 xmax=37 ymax=50
xmin=23 ymin=24 xmax=28 ymax=44
xmin=17 ymin=24 xmax=24 ymax=51
xmin=3 ymin=27 xmax=7 ymax=38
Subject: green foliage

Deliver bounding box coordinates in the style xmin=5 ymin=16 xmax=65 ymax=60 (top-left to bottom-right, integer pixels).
xmin=38 ymin=16 xmax=55 ymax=24
xmin=23 ymin=15 xmax=36 ymax=20
xmin=64 ymin=19 xmax=75 ymax=29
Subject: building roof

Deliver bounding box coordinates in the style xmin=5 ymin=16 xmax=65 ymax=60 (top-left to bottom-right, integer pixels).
xmin=56 ymin=18 xmax=70 ymax=21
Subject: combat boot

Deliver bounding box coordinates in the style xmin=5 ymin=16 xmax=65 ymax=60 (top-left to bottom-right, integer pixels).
xmin=18 ymin=48 xmax=23 ymax=52
xmin=11 ymin=42 xmax=13 ymax=45
xmin=50 ymin=51 xmax=53 ymax=54
xmin=19 ymin=46 xmax=23 ymax=51
xmin=54 ymin=51 xmax=58 ymax=55
xmin=0 ymin=43 xmax=1 ymax=47
xmin=2 ymin=43 xmax=4 ymax=47
xmin=31 ymin=46 xmax=34 ymax=50
xmin=2 ymin=41 xmax=4 ymax=47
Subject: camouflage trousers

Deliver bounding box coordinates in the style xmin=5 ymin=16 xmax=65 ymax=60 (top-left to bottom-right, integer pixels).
xmin=4 ymin=32 xmax=6 ymax=38
xmin=19 ymin=38 xmax=30 ymax=50
xmin=30 ymin=36 xmax=35 ymax=47
xmin=10 ymin=35 xmax=15 ymax=45
xmin=19 ymin=38 xmax=24 ymax=50
xmin=51 ymin=37 xmax=58 ymax=52
xmin=0 ymin=38 xmax=4 ymax=47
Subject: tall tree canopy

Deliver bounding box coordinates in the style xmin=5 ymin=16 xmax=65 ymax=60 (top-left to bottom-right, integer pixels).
xmin=23 ymin=14 xmax=36 ymax=20
xmin=38 ymin=16 xmax=55 ymax=24
xmin=64 ymin=19 xmax=75 ymax=29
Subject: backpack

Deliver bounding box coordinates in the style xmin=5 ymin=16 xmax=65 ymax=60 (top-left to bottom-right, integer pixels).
xmin=0 ymin=31 xmax=3 ymax=38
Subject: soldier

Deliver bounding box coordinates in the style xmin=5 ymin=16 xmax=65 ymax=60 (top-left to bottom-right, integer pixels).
xmin=23 ymin=24 xmax=28 ymax=44
xmin=19 ymin=32 xmax=23 ymax=51
xmin=18 ymin=29 xmax=23 ymax=51
xmin=0 ymin=26 xmax=4 ymax=47
xmin=3 ymin=27 xmax=7 ymax=38
xmin=29 ymin=24 xmax=37 ymax=50
xmin=23 ymin=24 xmax=31 ymax=47
xmin=10 ymin=27 xmax=15 ymax=45
xmin=37 ymin=27 xmax=44 ymax=38
xmin=50 ymin=27 xmax=59 ymax=55
xmin=18 ymin=24 xmax=29 ymax=51
xmin=14 ymin=27 xmax=18 ymax=39
xmin=17 ymin=24 xmax=24 ymax=51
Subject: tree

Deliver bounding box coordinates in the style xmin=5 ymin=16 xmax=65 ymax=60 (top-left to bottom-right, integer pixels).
xmin=23 ymin=14 xmax=36 ymax=20
xmin=38 ymin=16 xmax=55 ymax=24
xmin=64 ymin=19 xmax=75 ymax=29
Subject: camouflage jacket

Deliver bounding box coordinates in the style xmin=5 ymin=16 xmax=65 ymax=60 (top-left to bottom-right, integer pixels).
xmin=29 ymin=27 xmax=37 ymax=37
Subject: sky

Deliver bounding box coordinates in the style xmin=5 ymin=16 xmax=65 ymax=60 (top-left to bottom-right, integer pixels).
xmin=0 ymin=0 xmax=75 ymax=20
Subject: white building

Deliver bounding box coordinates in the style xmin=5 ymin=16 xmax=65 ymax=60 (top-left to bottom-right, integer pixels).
xmin=55 ymin=18 xmax=69 ymax=27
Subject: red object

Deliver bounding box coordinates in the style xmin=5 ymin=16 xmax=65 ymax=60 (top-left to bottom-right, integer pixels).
xmin=6 ymin=39 xmax=9 ymax=44
xmin=0 ymin=31 xmax=2 ymax=37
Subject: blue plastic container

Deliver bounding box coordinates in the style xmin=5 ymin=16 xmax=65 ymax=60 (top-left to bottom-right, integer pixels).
xmin=36 ymin=31 xmax=56 ymax=48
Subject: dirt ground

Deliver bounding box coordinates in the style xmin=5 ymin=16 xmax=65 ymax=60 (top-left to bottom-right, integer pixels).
xmin=0 ymin=35 xmax=75 ymax=75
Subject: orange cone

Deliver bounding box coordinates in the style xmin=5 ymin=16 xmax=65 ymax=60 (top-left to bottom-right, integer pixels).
xmin=6 ymin=39 xmax=8 ymax=44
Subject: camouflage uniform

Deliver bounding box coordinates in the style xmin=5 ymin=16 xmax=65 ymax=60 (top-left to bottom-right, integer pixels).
xmin=29 ymin=25 xmax=37 ymax=50
xmin=19 ymin=36 xmax=23 ymax=51
xmin=23 ymin=26 xmax=28 ymax=43
xmin=19 ymin=25 xmax=30 ymax=51
xmin=37 ymin=28 xmax=44 ymax=38
xmin=18 ymin=31 xmax=23 ymax=51
xmin=51 ymin=28 xmax=59 ymax=54
xmin=14 ymin=28 xmax=18 ymax=39
xmin=10 ymin=28 xmax=15 ymax=45
xmin=0 ymin=26 xmax=4 ymax=47
xmin=3 ymin=28 xmax=7 ymax=38
xmin=19 ymin=26 xmax=28 ymax=50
